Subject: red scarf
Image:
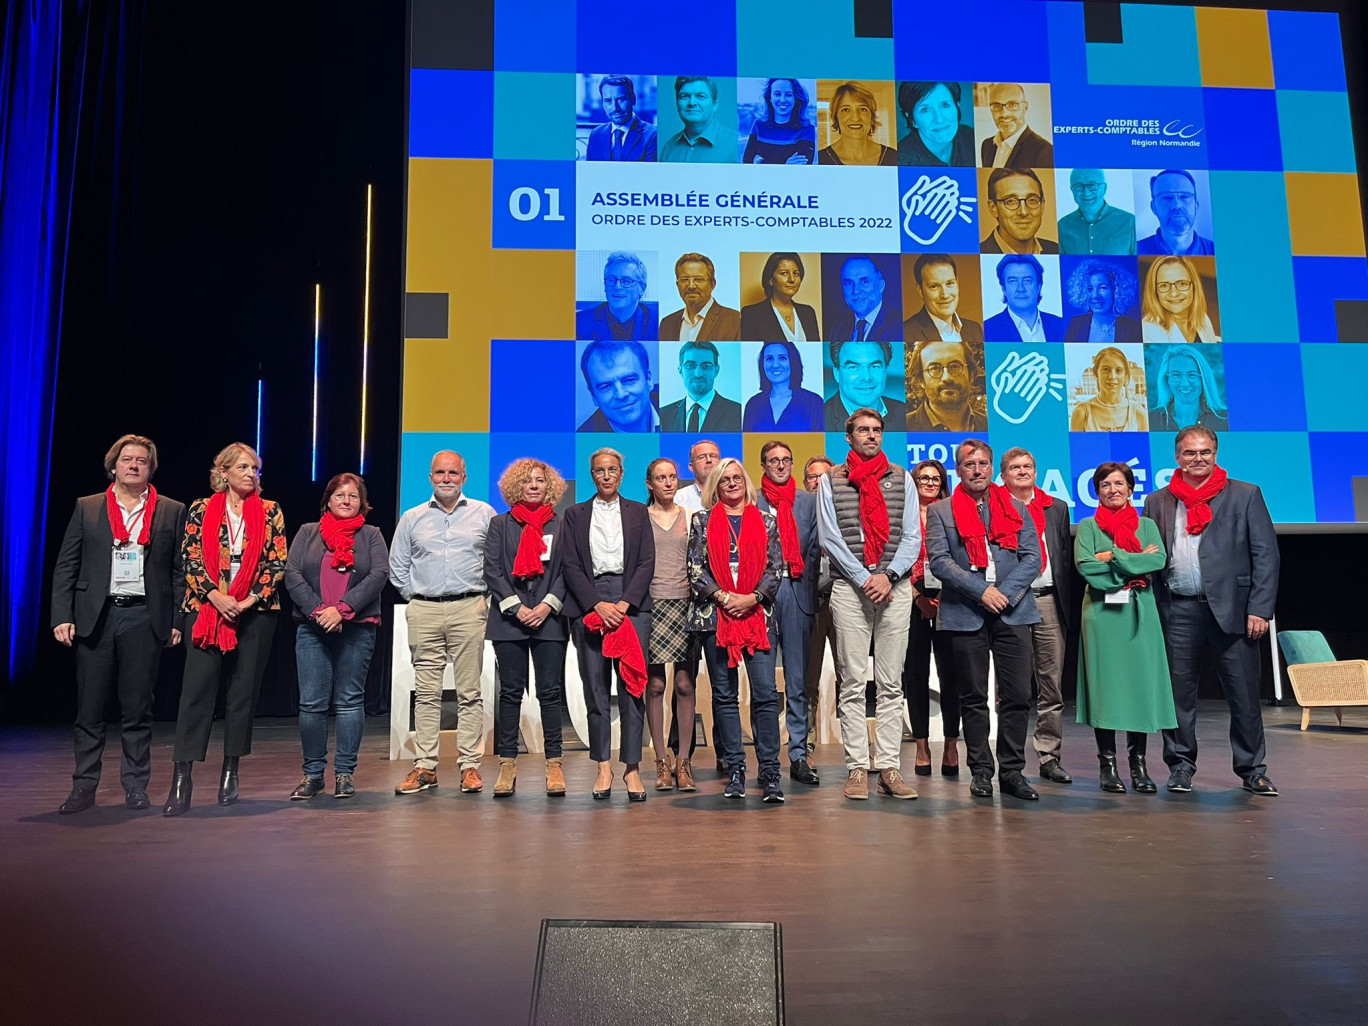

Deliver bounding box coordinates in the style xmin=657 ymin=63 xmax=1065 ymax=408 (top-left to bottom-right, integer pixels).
xmin=319 ymin=510 xmax=365 ymax=570
xmin=759 ymin=475 xmax=804 ymax=579
xmin=845 ymin=449 xmax=891 ymax=566
xmin=509 ymin=501 xmax=554 ymax=579
xmin=951 ymin=483 xmax=1021 ymax=568
xmin=1168 ymin=465 xmax=1228 ymax=534
xmin=1095 ymin=502 xmax=1148 ymax=590
xmin=1025 ymin=486 xmax=1052 ymax=572
xmin=706 ymin=504 xmax=771 ymax=667
xmin=582 ymin=611 xmax=647 ymax=698
xmin=106 ymin=485 xmax=157 ymax=547
xmin=192 ymin=491 xmax=267 ymax=652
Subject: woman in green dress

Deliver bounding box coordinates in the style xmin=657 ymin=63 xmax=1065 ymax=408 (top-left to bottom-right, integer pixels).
xmin=1075 ymin=462 xmax=1177 ymax=794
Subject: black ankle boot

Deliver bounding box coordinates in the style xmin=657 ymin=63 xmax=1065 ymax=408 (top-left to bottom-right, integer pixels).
xmin=1097 ymin=753 xmax=1126 ymax=793
xmin=163 ymin=762 xmax=193 ymax=817
xmin=1128 ymin=734 xmax=1157 ymax=794
xmin=218 ymin=756 xmax=240 ymax=806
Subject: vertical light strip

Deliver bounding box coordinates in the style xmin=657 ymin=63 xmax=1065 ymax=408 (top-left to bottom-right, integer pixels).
xmin=312 ymin=283 xmax=321 ymax=480
xmin=256 ymin=377 xmax=264 ymax=455
xmin=360 ymin=183 xmax=373 ymax=473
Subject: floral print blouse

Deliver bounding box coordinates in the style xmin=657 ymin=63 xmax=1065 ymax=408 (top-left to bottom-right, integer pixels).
xmin=685 ymin=506 xmax=783 ymax=632
xmin=180 ymin=496 xmax=288 ymax=613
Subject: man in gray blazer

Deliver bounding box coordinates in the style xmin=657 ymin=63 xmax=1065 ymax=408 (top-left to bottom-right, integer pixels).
xmin=755 ymin=440 xmax=821 ymax=785
xmin=925 ymin=438 xmax=1042 ymax=801
xmin=1143 ymin=427 xmax=1280 ymax=796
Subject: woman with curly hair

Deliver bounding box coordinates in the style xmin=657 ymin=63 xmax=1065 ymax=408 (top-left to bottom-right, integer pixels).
xmin=1064 ymin=260 xmax=1142 ymax=343
xmin=1141 ymin=255 xmax=1220 ymax=342
xmin=742 ymin=78 xmax=816 ymax=165
xmin=483 ymin=458 xmax=571 ymax=797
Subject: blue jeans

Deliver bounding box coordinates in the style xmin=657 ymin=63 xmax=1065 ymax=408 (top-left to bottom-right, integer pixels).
xmin=701 ymin=626 xmax=781 ymax=777
xmin=296 ymin=622 xmax=377 ymax=777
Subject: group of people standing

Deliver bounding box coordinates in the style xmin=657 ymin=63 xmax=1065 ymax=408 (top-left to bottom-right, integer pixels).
xmin=50 ymin=416 xmax=1280 ymax=816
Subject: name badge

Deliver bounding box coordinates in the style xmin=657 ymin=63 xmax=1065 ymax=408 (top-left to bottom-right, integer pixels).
xmin=112 ymin=547 xmax=142 ymax=583
xmin=922 ymin=567 xmax=941 ymax=590
xmin=730 ymin=561 xmax=740 ymax=579
xmin=983 ymin=553 xmax=997 ymax=585
xmin=1104 ymin=587 xmax=1132 ymax=605
xmin=541 ymin=533 xmax=553 ymax=562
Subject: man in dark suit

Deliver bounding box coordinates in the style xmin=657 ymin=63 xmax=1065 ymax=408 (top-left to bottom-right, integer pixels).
xmin=559 ymin=447 xmax=656 ymax=798
xmin=982 ymin=254 xmax=1066 ymax=343
xmin=659 ymin=253 xmax=740 ymax=342
xmin=574 ymin=251 xmax=658 ymax=342
xmin=50 ymin=434 xmax=187 ymax=814
xmin=577 ymin=340 xmax=659 ymax=433
xmin=925 ymin=438 xmax=1042 ymax=801
xmin=822 ymin=339 xmax=907 ymax=431
xmin=1143 ymin=427 xmax=1280 ymax=796
xmin=981 ymin=168 xmax=1059 ymax=254
xmin=980 ymin=83 xmax=1054 ymax=168
xmin=659 ymin=340 xmax=742 ymax=432
xmin=1001 ymin=447 xmax=1074 ymax=784
xmin=824 ymin=255 xmax=902 ymax=344
xmin=755 ymin=440 xmax=821 ymax=786
xmin=903 ymin=254 xmax=985 ymax=344
xmin=584 ymin=75 xmax=657 ymax=161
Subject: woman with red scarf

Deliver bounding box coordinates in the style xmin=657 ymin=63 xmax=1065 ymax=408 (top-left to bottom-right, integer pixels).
xmin=685 ymin=458 xmax=785 ymax=801
xmin=1074 ymin=462 xmax=1176 ymax=794
xmin=283 ymin=473 xmax=389 ymax=800
xmin=164 ymin=443 xmax=287 ymax=816
xmin=483 ymin=459 xmax=570 ymax=798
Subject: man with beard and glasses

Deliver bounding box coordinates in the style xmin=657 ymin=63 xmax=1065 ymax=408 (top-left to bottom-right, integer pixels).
xmin=660 ymin=253 xmax=740 ymax=342
xmin=905 ymin=337 xmax=985 ymax=432
xmin=1138 ymin=169 xmax=1214 ymax=256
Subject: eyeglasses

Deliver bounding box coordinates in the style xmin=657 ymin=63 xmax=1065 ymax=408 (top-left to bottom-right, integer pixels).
xmin=1179 ymin=449 xmax=1214 ymax=459
xmin=1167 ymin=371 xmax=1202 ymax=383
xmin=591 ymin=466 xmax=623 ymax=478
xmin=603 ymin=276 xmax=641 ymax=288
xmin=960 ymin=460 xmax=992 ymax=470
xmin=680 ymin=361 xmax=716 ymax=373
xmin=1071 ymin=182 xmax=1104 ymax=193
xmin=675 ymin=276 xmax=709 ymax=287
xmin=764 ymin=457 xmax=794 ymax=467
xmin=1155 ymin=280 xmax=1193 ymax=295
xmin=993 ymin=195 xmax=1042 ymax=212
xmin=718 ymin=475 xmax=746 ymax=487
xmin=913 ymin=475 xmax=942 ymax=485
xmin=924 ymin=361 xmax=966 ymax=379
xmin=989 ymin=102 xmax=1023 ymax=114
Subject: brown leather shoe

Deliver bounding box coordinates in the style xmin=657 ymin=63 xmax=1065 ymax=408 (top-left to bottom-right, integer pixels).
xmin=460 ymin=768 xmax=483 ymax=793
xmin=545 ymin=757 xmax=566 ymax=796
xmin=655 ymin=758 xmax=675 ymax=791
xmin=493 ymin=758 xmax=517 ymax=797
xmin=394 ymin=768 xmax=437 ymax=795
xmin=844 ymin=767 xmax=869 ymax=800
xmin=675 ymin=757 xmax=696 ymax=792
xmin=877 ymin=768 xmax=918 ymax=800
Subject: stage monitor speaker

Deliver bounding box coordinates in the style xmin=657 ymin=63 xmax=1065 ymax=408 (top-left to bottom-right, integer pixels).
xmin=529 ymin=919 xmax=784 ymax=1026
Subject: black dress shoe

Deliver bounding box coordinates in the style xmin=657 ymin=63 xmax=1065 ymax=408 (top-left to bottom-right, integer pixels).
xmin=1166 ymin=769 xmax=1194 ymax=793
xmin=1242 ymin=774 xmax=1279 ymax=797
xmin=999 ymin=772 xmax=1039 ymax=801
xmin=1098 ymin=754 xmax=1126 ymax=793
xmin=290 ymin=777 xmax=325 ymax=801
xmin=1039 ymin=760 xmax=1073 ymax=784
xmin=218 ymin=756 xmax=240 ymax=806
xmin=124 ymin=788 xmax=150 ymax=810
xmin=334 ymin=775 xmax=355 ymax=799
xmin=969 ymin=774 xmax=993 ymax=798
xmin=163 ymin=762 xmax=193 ymax=817
xmin=1129 ymin=756 xmax=1157 ymax=794
xmin=788 ymin=759 xmax=820 ymax=785
xmin=59 ymin=787 xmax=96 ymax=815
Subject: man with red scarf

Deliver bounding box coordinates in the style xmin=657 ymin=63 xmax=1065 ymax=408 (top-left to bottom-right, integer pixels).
xmin=925 ymin=438 xmax=1043 ymax=801
xmin=1143 ymin=427 xmax=1279 ymax=796
xmin=815 ymin=409 xmax=922 ymax=801
xmin=1001 ymin=447 xmax=1075 ymax=785
xmin=50 ymin=434 xmax=186 ymax=814
xmin=755 ymin=440 xmax=822 ymax=786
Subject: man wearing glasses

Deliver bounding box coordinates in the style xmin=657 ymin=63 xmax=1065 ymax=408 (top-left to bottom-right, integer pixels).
xmin=981 ymin=168 xmax=1058 ymax=254
xmin=1143 ymin=427 xmax=1279 ymax=796
xmin=755 ymin=441 xmax=822 ymax=786
xmin=575 ymin=251 xmax=658 ymax=342
xmin=1058 ymin=168 xmax=1136 ymax=255
xmin=1138 ymin=169 xmax=1215 ymax=256
xmin=659 ymin=340 xmax=742 ymax=432
xmin=905 ymin=338 xmax=986 ymax=432
xmin=660 ymin=253 xmax=740 ymax=342
xmin=979 ymin=82 xmax=1054 ymax=168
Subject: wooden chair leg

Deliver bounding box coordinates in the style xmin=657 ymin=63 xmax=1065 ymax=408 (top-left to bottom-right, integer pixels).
xmin=1301 ymin=707 xmax=1312 ymax=731
xmin=1335 ymin=707 xmax=1344 ymax=726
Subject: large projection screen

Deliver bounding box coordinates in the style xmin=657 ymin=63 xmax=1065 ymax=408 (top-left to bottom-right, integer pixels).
xmin=399 ymin=0 xmax=1368 ymax=526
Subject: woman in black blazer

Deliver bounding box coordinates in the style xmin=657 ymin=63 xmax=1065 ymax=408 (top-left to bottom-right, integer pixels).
xmin=283 ymin=473 xmax=389 ymax=800
xmin=739 ymin=252 xmax=821 ymax=343
xmin=484 ymin=459 xmax=571 ymax=798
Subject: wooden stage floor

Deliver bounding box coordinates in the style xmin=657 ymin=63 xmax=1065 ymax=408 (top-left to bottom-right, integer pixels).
xmin=2 ymin=702 xmax=1365 ymax=1025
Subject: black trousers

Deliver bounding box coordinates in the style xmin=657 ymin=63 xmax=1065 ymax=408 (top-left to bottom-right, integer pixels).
xmin=1160 ymin=595 xmax=1267 ymax=780
xmin=493 ymin=638 xmax=567 ymax=759
xmin=904 ymin=603 xmax=959 ymax=740
xmin=573 ymin=574 xmax=647 ymax=765
xmin=173 ymin=611 xmax=277 ymax=762
xmin=948 ymin=618 xmax=1033 ymax=779
xmin=73 ymin=602 xmax=162 ymax=790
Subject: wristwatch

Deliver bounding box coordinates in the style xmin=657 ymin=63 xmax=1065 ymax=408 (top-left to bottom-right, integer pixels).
xmin=884 ymin=568 xmax=902 ymax=585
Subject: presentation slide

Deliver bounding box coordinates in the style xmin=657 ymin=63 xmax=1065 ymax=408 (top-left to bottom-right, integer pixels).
xmin=401 ymin=0 xmax=1367 ymax=524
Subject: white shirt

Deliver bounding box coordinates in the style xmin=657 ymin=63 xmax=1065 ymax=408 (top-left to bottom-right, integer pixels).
xmin=678 ymin=298 xmax=715 ymax=343
xmin=589 ymin=496 xmax=625 ymax=575
xmin=1168 ymin=500 xmax=1205 ymax=595
xmin=388 ymin=494 xmax=495 ymax=600
xmin=675 ymin=483 xmax=704 ymax=514
xmin=930 ymin=311 xmax=964 ymax=342
xmin=1008 ymin=307 xmax=1047 ymax=343
xmin=992 ymin=124 xmax=1028 ymax=168
xmin=226 ymin=506 xmax=246 ymax=588
xmin=770 ymin=302 xmax=806 ymax=342
xmin=109 ymin=490 xmax=150 ymax=597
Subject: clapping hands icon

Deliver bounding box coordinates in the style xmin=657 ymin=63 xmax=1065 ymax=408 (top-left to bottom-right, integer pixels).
xmin=901 ymin=174 xmax=976 ymax=246
xmin=991 ymin=351 xmax=1066 ymax=425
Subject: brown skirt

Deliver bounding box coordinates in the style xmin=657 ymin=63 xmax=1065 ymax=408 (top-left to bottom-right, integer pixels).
xmin=647 ymin=597 xmax=695 ymax=664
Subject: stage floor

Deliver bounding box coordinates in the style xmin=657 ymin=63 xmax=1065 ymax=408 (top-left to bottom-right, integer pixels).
xmin=2 ymin=702 xmax=1365 ymax=1025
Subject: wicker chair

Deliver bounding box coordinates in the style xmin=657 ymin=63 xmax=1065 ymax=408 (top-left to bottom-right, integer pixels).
xmin=1277 ymin=631 xmax=1368 ymax=730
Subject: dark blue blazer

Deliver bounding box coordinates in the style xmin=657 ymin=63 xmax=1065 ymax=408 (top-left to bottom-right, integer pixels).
xmin=983 ymin=309 xmax=1066 ymax=343
xmin=924 ymin=495 xmax=1042 ymax=630
xmin=585 ymin=118 xmax=657 ymax=161
xmin=756 ymin=488 xmax=820 ymax=616
xmin=824 ymin=302 xmax=904 ymax=344
xmin=482 ymin=511 xmax=569 ymax=641
xmin=575 ymin=302 xmax=658 ymax=342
